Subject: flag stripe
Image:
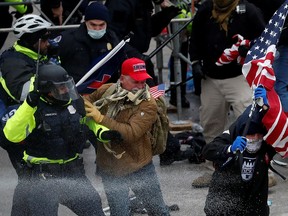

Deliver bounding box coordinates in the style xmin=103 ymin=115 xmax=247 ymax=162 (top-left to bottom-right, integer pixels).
xmin=242 ymin=0 xmax=288 ymax=156
xmin=150 ymin=84 xmax=165 ymax=99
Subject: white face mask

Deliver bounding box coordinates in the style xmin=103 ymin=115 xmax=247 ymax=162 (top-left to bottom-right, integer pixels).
xmin=246 ymin=138 xmax=263 ymax=153
xmin=87 ymin=29 xmax=106 ymax=39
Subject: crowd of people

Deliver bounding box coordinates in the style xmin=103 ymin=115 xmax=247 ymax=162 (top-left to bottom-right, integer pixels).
xmin=0 ymin=0 xmax=288 ymax=215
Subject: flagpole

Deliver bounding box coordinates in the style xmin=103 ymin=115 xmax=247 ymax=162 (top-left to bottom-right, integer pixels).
xmin=76 ymin=37 xmax=130 ymax=87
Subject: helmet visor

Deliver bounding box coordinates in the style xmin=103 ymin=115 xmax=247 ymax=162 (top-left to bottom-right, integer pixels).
xmin=50 ymin=77 xmax=79 ymax=101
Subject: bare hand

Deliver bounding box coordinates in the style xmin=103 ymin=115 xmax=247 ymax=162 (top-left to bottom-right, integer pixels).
xmin=52 ymin=3 xmax=63 ymax=25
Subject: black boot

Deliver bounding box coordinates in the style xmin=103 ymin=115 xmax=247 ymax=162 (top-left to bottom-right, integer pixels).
xmin=169 ymin=88 xmax=190 ymax=108
xmin=181 ymin=96 xmax=190 ymax=108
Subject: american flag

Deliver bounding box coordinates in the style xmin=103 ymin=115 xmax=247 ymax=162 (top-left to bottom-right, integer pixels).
xmin=242 ymin=0 xmax=288 ymax=157
xmin=216 ymin=34 xmax=250 ymax=66
xmin=150 ymin=84 xmax=165 ymax=99
xmin=76 ymin=49 xmax=124 ymax=94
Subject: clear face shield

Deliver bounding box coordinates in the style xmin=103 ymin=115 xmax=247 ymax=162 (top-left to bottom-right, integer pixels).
xmin=50 ymin=77 xmax=79 ymax=101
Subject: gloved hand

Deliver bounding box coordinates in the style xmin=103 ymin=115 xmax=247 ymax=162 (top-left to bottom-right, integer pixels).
xmin=254 ymin=85 xmax=269 ymax=107
xmin=230 ymin=136 xmax=247 ymax=153
xmin=101 ymin=130 xmax=123 ymax=143
xmin=238 ymin=45 xmax=250 ymax=57
xmin=26 ymin=91 xmax=40 ymax=108
xmin=192 ymin=62 xmax=206 ymax=80
xmin=161 ymin=6 xmax=182 ymax=20
xmin=84 ymin=99 xmax=104 ymax=123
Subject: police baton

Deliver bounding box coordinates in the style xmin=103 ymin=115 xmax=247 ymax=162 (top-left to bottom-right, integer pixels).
xmin=165 ymin=75 xmax=194 ymax=93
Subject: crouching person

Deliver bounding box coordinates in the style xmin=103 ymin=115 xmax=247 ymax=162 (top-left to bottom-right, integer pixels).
xmin=3 ymin=64 xmax=122 ymax=216
xmin=202 ymin=92 xmax=276 ymax=216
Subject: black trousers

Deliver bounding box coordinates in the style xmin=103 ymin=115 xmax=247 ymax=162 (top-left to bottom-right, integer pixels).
xmin=11 ymin=158 xmax=105 ymax=216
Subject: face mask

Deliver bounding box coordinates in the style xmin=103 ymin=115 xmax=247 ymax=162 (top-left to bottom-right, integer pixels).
xmin=87 ymin=29 xmax=106 ymax=39
xmin=246 ymin=138 xmax=262 ymax=153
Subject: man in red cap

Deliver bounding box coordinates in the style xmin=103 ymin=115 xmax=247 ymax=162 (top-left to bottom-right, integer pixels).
xmin=84 ymin=57 xmax=171 ymax=216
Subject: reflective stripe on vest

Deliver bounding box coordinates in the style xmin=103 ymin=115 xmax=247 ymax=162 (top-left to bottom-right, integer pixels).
xmin=23 ymin=151 xmax=79 ymax=164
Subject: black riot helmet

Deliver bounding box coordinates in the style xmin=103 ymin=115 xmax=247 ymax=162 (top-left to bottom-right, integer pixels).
xmin=37 ymin=64 xmax=79 ymax=102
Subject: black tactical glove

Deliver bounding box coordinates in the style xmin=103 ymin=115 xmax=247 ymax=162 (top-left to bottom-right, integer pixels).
xmin=102 ymin=130 xmax=123 ymax=143
xmin=26 ymin=91 xmax=40 ymax=108
xmin=161 ymin=6 xmax=182 ymax=20
xmin=238 ymin=45 xmax=250 ymax=57
xmin=192 ymin=62 xmax=206 ymax=80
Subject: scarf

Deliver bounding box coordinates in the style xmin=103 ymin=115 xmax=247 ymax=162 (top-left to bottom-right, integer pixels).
xmin=212 ymin=0 xmax=240 ymax=32
xmin=94 ymin=81 xmax=151 ymax=118
xmin=94 ymin=81 xmax=151 ymax=159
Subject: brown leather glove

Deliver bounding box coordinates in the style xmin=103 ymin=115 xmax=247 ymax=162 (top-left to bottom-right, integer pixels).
xmin=84 ymin=99 xmax=104 ymax=123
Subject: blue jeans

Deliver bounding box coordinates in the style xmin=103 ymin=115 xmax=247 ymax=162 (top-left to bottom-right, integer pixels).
xmin=273 ymin=45 xmax=288 ymax=112
xmin=100 ymin=162 xmax=170 ymax=216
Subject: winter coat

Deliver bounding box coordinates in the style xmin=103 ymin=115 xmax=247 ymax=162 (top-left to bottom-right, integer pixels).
xmin=86 ymin=83 xmax=158 ymax=176
xmin=189 ymin=0 xmax=266 ymax=79
xmin=202 ymin=116 xmax=276 ymax=216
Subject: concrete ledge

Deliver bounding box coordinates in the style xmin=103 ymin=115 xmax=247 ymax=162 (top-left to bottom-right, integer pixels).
xmin=169 ymin=120 xmax=193 ymax=131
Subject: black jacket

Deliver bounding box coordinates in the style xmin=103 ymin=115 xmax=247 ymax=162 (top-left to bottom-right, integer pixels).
xmin=105 ymin=0 xmax=178 ymax=53
xmin=59 ymin=23 xmax=122 ymax=84
xmin=189 ymin=0 xmax=266 ymax=79
xmin=202 ymin=118 xmax=276 ymax=216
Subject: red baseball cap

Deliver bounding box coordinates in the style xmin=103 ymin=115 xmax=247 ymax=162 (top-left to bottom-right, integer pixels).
xmin=121 ymin=58 xmax=152 ymax=81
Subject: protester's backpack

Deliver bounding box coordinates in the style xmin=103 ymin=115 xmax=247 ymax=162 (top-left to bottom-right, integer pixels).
xmin=150 ymin=96 xmax=169 ymax=155
xmin=101 ymin=84 xmax=169 ymax=155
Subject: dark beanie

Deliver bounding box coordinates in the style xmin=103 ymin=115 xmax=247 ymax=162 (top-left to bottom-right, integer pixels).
xmin=231 ymin=105 xmax=267 ymax=137
xmin=84 ymin=2 xmax=110 ymax=22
